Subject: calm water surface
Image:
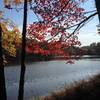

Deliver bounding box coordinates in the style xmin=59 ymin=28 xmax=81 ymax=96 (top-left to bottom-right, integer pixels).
xmin=5 ymin=58 xmax=100 ymax=100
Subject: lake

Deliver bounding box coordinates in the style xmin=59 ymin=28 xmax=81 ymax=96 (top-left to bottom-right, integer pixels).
xmin=5 ymin=57 xmax=100 ymax=100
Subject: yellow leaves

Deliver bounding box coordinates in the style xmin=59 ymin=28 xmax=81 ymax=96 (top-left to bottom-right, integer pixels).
xmin=2 ymin=30 xmax=21 ymax=56
xmin=4 ymin=0 xmax=21 ymax=6
xmin=4 ymin=0 xmax=9 ymax=6
xmin=3 ymin=0 xmax=32 ymax=6
xmin=2 ymin=44 xmax=16 ymax=57
xmin=1 ymin=18 xmax=21 ymax=57
xmin=15 ymin=0 xmax=21 ymax=5
xmin=1 ymin=23 xmax=8 ymax=34
xmin=13 ymin=26 xmax=20 ymax=33
xmin=8 ymin=46 xmax=16 ymax=57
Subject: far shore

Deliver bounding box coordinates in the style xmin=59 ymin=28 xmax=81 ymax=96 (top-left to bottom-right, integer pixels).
xmin=4 ymin=55 xmax=100 ymax=67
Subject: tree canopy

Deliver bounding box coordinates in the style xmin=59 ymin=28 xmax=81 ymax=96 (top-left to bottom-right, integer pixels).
xmin=0 ymin=11 xmax=21 ymax=57
xmin=2 ymin=0 xmax=98 ymax=60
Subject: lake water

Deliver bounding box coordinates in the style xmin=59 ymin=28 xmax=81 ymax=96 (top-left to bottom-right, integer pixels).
xmin=5 ymin=58 xmax=100 ymax=100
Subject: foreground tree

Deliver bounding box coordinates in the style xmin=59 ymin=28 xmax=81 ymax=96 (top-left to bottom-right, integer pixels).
xmin=18 ymin=0 xmax=27 ymax=99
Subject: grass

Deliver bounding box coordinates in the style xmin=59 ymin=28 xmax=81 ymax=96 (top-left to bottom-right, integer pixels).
xmin=40 ymin=74 xmax=100 ymax=100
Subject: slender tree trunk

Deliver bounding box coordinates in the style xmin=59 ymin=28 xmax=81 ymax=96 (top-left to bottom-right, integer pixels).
xmin=95 ymin=0 xmax=100 ymax=22
xmin=18 ymin=0 xmax=27 ymax=100
xmin=0 ymin=25 xmax=7 ymax=100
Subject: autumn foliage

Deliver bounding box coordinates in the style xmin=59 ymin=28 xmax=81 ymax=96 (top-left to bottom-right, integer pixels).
xmin=3 ymin=0 xmax=86 ymax=60
xmin=1 ymin=0 xmax=99 ymax=100
xmin=26 ymin=0 xmax=85 ymax=59
xmin=0 ymin=11 xmax=21 ymax=57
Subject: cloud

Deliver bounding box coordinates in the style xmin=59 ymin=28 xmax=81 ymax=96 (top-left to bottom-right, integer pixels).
xmin=78 ymin=33 xmax=100 ymax=46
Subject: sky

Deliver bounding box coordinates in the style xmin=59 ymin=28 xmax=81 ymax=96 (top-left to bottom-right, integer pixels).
xmin=0 ymin=0 xmax=100 ymax=46
xmin=78 ymin=0 xmax=100 ymax=46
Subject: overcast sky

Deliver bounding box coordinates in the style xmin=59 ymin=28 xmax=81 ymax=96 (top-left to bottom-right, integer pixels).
xmin=0 ymin=0 xmax=100 ymax=46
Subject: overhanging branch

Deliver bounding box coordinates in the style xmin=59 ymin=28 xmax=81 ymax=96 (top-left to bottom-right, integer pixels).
xmin=66 ymin=12 xmax=98 ymax=39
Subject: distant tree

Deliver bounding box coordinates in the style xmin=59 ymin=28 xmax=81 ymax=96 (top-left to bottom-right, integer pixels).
xmin=18 ymin=0 xmax=27 ymax=99
xmin=96 ymin=42 xmax=100 ymax=55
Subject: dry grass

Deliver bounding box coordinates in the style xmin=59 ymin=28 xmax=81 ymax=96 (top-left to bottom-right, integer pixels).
xmin=41 ymin=74 xmax=100 ymax=100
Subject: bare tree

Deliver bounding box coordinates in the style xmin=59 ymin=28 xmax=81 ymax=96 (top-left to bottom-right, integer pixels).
xmin=18 ymin=0 xmax=27 ymax=100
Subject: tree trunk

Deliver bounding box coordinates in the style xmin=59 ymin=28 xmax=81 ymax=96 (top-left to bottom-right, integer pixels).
xmin=95 ymin=0 xmax=100 ymax=21
xmin=0 ymin=25 xmax=7 ymax=100
xmin=18 ymin=0 xmax=27 ymax=100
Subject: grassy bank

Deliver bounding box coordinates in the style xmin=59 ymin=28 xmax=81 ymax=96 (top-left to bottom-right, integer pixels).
xmin=39 ymin=74 xmax=100 ymax=100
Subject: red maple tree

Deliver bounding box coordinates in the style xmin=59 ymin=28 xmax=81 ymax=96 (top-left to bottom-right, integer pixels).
xmin=26 ymin=0 xmax=85 ymax=61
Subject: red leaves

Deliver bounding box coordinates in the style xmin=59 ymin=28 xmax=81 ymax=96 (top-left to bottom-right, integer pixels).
xmin=27 ymin=23 xmax=47 ymax=41
xmin=25 ymin=0 xmax=85 ymax=61
xmin=3 ymin=0 xmax=86 ymax=62
xmin=76 ymin=8 xmax=84 ymax=12
xmin=66 ymin=60 xmax=74 ymax=64
xmin=32 ymin=0 xmax=85 ymax=23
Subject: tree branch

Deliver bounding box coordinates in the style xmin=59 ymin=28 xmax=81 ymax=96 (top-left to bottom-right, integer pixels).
xmin=66 ymin=12 xmax=97 ymax=39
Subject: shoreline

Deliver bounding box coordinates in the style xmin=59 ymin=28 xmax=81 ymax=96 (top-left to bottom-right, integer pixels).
xmin=41 ymin=74 xmax=100 ymax=100
xmin=4 ymin=55 xmax=100 ymax=67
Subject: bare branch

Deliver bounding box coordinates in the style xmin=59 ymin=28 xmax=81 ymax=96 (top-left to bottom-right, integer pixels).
xmin=66 ymin=12 xmax=98 ymax=39
xmin=67 ymin=12 xmax=97 ymax=29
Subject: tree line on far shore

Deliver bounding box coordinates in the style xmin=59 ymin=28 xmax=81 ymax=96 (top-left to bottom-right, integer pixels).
xmin=3 ymin=42 xmax=100 ymax=66
xmin=81 ymin=42 xmax=100 ymax=55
